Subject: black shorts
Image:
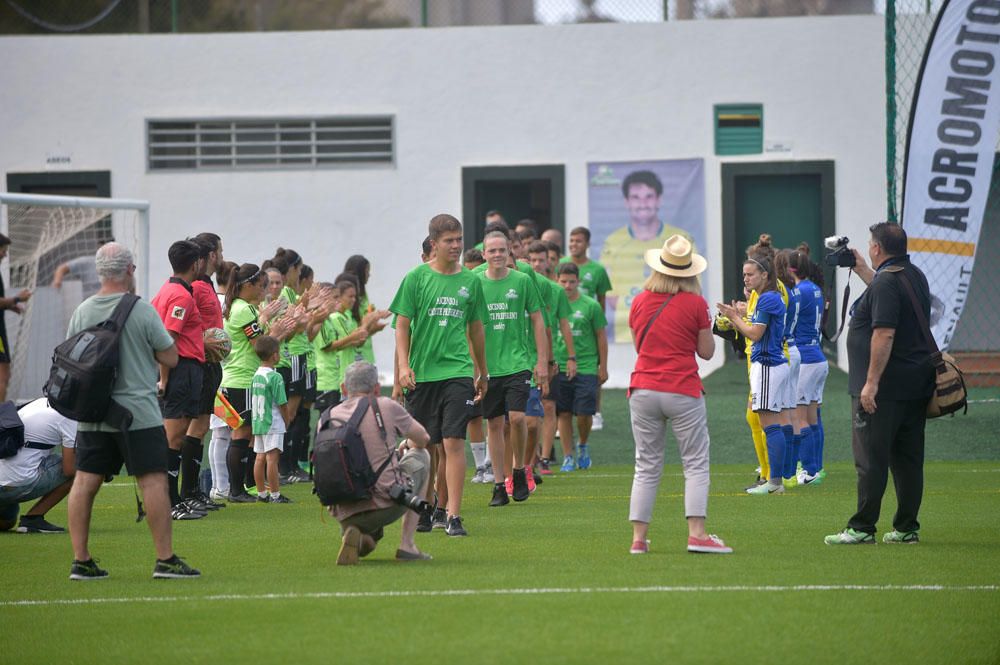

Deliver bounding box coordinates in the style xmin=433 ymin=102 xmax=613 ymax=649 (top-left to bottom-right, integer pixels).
xmin=556 ymin=373 xmax=599 ymax=416
xmin=405 ymin=378 xmax=474 ymax=443
xmin=75 ymin=426 xmax=169 ymax=477
xmin=303 ymin=368 xmax=318 ymax=404
xmin=543 ymin=368 xmax=561 ymax=403
xmin=483 ymin=370 xmax=532 ymax=420
xmin=0 ymin=327 xmax=9 ymax=364
xmin=313 ymin=390 xmax=341 ymax=415
xmin=161 ymin=358 xmax=204 ymax=420
xmin=278 ymin=353 xmax=308 ymax=397
xmin=221 ymin=386 xmax=252 ymax=420
xmin=198 ymin=361 xmax=223 ymax=416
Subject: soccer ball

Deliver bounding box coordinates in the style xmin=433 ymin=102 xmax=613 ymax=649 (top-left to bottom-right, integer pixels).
xmin=204 ymin=327 xmax=232 ymax=361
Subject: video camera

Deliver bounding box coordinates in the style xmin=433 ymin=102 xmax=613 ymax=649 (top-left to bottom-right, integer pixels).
xmin=824 ymin=236 xmax=856 ymax=268
xmin=389 ymin=482 xmax=433 ymax=515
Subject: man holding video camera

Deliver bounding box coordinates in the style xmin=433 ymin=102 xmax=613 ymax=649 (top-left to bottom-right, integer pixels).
xmin=329 ymin=361 xmax=433 ymax=565
xmin=825 ymin=222 xmax=934 ymax=546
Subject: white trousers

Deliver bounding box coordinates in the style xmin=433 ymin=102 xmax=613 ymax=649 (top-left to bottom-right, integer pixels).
xmin=628 ymin=389 xmax=710 ymax=523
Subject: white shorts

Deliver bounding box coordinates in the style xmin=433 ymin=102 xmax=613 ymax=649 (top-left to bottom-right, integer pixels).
xmin=253 ymin=433 xmax=285 ymax=454
xmin=749 ymin=361 xmax=788 ymax=414
xmin=797 ymin=360 xmax=829 ymax=405
xmin=784 ymin=346 xmax=801 ymax=410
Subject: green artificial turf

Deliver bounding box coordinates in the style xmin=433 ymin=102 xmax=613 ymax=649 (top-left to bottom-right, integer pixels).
xmin=1 ymin=361 xmax=998 ymax=665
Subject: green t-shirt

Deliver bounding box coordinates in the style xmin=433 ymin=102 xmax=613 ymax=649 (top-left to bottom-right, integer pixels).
xmin=554 ymin=293 xmax=607 ymax=374
xmin=222 ymin=298 xmax=263 ymax=389
xmin=314 ymin=315 xmax=343 ymax=393
xmin=250 ymin=366 xmax=287 ymax=435
xmin=331 ymin=311 xmax=363 ymax=382
xmin=389 ymin=263 xmax=485 ymax=383
xmin=358 ymin=294 xmax=376 ymax=365
xmin=559 ymin=257 xmax=612 ymax=301
xmin=67 ymin=294 xmax=175 ymax=432
xmin=278 ymin=285 xmax=312 ymax=366
xmin=477 ymin=268 xmax=543 ymax=378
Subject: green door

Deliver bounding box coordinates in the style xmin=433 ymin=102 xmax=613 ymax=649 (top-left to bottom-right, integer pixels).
xmin=722 ymin=161 xmax=836 ymax=355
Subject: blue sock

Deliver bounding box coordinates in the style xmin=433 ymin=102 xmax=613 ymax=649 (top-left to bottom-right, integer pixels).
xmin=781 ymin=425 xmax=795 ymax=479
xmin=791 ymin=433 xmax=801 ymax=477
xmin=817 ymin=408 xmax=825 ymax=468
xmin=799 ymin=427 xmax=815 ymax=475
xmin=763 ymin=425 xmax=784 ymax=484
xmin=811 ymin=424 xmax=822 ymax=471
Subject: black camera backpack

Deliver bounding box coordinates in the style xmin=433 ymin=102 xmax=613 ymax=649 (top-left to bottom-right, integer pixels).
xmin=44 ymin=294 xmax=139 ymax=423
xmin=312 ymin=396 xmax=394 ymax=505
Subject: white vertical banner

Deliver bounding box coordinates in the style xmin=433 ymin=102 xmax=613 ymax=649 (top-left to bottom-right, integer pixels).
xmin=902 ymin=0 xmax=1000 ymax=349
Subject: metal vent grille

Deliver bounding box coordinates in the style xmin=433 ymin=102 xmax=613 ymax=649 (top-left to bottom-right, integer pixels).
xmin=147 ymin=117 xmax=394 ymax=171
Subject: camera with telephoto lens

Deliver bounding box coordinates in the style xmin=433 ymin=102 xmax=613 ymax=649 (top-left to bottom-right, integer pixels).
xmin=824 ymin=235 xmax=856 ymax=268
xmin=389 ymin=482 xmax=433 ymax=515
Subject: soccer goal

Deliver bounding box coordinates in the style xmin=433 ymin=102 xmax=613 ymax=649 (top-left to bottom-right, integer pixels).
xmin=0 ymin=192 xmax=149 ymax=403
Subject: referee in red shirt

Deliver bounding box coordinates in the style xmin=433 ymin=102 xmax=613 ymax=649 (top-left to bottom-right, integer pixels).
xmin=151 ymin=240 xmax=206 ymax=520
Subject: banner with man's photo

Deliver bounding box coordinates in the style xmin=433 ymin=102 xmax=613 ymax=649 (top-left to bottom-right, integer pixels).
xmin=587 ymin=159 xmax=706 ymax=343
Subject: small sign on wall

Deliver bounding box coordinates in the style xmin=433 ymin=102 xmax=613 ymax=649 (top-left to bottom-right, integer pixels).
xmin=764 ymin=139 xmax=794 ymax=154
xmin=45 ymin=152 xmax=73 ymax=169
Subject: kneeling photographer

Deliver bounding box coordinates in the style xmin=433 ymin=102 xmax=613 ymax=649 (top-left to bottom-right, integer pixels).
xmin=320 ymin=361 xmax=433 ymax=565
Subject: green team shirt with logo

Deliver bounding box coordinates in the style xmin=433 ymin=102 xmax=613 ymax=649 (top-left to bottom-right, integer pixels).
xmin=222 ymin=298 xmax=263 ymax=389
xmin=477 ymin=269 xmax=543 ymax=378
xmin=559 ymin=257 xmax=612 ymax=301
xmin=314 ymin=315 xmax=343 ymax=393
xmin=389 ymin=263 xmax=485 ymax=383
xmin=278 ymin=285 xmax=312 ymax=367
xmin=358 ymin=295 xmax=376 ymax=365
xmin=554 ymin=293 xmax=607 ymax=375
xmin=251 ymin=366 xmax=287 ymax=435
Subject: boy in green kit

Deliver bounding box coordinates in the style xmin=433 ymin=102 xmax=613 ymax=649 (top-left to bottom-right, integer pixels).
xmin=477 ymin=232 xmax=547 ymax=505
xmin=554 ymin=262 xmax=608 ymax=472
xmin=390 ymin=214 xmax=488 ymax=537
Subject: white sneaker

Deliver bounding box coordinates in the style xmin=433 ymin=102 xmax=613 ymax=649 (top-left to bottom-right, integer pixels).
xmin=746 ymin=482 xmax=784 ymax=495
xmin=592 ymin=412 xmax=604 ymax=431
xmin=471 ymin=466 xmax=485 ymax=484
xmin=481 ymin=462 xmax=495 ymax=484
xmin=209 ymin=487 xmax=229 ymax=501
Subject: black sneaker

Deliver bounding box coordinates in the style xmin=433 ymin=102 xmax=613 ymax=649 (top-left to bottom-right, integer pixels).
xmin=532 ymin=467 xmax=543 ymax=485
xmin=512 ymin=468 xmax=530 ymax=502
xmin=269 ymin=493 xmax=292 ymax=504
xmin=445 ymin=515 xmax=468 ymax=537
xmin=192 ymin=490 xmax=225 ymax=510
xmin=416 ymin=510 xmax=433 ymax=533
xmin=171 ymin=503 xmax=205 ymax=520
xmin=183 ymin=498 xmax=210 ymax=515
xmin=489 ymin=482 xmax=510 ymax=507
xmin=17 ymin=516 xmax=66 ymax=533
xmin=70 ymin=558 xmax=108 ymax=581
xmin=153 ymin=555 xmax=201 ymax=579
xmin=292 ymin=468 xmax=311 ymax=482
xmin=431 ymin=507 xmax=448 ymax=530
xmin=256 ymin=494 xmax=270 ymax=503
xmin=227 ymin=492 xmax=256 ymax=504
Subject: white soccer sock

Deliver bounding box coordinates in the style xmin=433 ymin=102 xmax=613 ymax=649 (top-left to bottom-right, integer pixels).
xmin=208 ymin=427 xmax=230 ymax=491
xmin=470 ymin=441 xmax=487 ymax=468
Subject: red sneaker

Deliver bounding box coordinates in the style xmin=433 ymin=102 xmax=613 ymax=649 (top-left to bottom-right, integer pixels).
xmin=630 ymin=540 xmax=649 ymax=554
xmin=539 ymin=459 xmax=553 ymax=476
xmin=687 ymin=534 xmax=733 ymax=554
xmin=505 ymin=475 xmax=514 ymax=497
xmin=526 ymin=468 xmax=537 ymax=493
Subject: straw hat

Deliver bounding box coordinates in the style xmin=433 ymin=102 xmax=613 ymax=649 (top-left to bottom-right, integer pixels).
xmin=644 ymin=234 xmax=707 ymax=278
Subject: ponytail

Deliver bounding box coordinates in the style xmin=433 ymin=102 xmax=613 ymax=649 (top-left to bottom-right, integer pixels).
xmin=224 ymin=263 xmax=261 ymax=318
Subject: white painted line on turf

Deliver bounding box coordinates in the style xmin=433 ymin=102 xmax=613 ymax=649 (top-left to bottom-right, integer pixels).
xmin=3 ymin=584 xmax=998 ymax=608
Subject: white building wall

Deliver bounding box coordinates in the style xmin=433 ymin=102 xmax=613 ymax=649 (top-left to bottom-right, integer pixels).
xmin=0 ymin=16 xmax=886 ymax=387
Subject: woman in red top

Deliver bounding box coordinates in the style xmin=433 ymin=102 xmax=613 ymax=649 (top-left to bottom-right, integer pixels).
xmin=627 ymin=235 xmax=731 ymax=555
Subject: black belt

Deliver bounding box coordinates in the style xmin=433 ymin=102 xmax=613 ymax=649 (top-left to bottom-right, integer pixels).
xmin=23 ymin=442 xmax=56 ymax=450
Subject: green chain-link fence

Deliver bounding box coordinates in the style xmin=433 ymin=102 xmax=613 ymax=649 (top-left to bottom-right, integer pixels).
xmin=886 ymin=0 xmax=1000 ymax=358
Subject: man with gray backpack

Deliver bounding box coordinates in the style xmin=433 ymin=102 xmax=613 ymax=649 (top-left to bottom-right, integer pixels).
xmin=58 ymin=242 xmax=200 ymax=580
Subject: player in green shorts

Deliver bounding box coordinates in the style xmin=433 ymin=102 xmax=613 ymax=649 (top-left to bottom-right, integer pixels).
xmin=391 ymin=215 xmax=488 ymax=537
xmin=554 ymin=262 xmax=608 ymax=472
xmin=477 ymin=231 xmax=547 ymax=505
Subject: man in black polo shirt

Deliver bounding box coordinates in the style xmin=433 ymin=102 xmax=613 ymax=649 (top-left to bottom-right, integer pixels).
xmin=826 ymin=222 xmax=934 ymax=545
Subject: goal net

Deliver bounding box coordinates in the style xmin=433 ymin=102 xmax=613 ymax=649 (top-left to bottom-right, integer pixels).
xmin=0 ymin=193 xmax=149 ymax=403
